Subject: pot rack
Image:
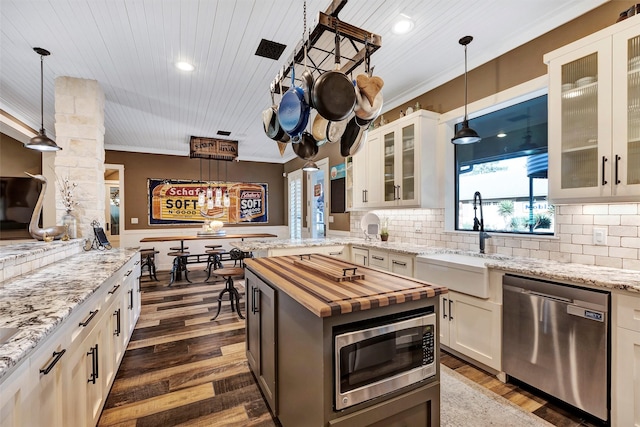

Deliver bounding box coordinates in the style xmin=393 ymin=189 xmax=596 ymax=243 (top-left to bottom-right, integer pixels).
xmin=271 ymin=2 xmax=382 ymax=94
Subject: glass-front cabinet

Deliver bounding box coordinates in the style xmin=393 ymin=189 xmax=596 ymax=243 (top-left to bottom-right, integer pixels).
xmin=349 ymin=109 xmax=440 ymax=209
xmin=545 ymin=17 xmax=640 ymax=202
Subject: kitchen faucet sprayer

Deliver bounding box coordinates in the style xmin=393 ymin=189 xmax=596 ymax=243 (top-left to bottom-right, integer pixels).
xmin=472 ymin=191 xmax=491 ymax=253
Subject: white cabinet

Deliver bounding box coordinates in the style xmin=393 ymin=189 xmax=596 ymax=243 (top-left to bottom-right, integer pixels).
xmin=368 ymin=249 xmax=389 ymax=270
xmin=351 ymin=130 xmax=382 ymax=209
xmin=0 ymin=254 xmax=140 ymax=427
xmin=350 ymin=110 xmax=441 ymax=209
xmin=389 ymin=253 xmax=414 ymax=277
xmin=545 ymin=16 xmax=640 ymax=202
xmin=439 ymin=291 xmax=501 ymax=370
xmin=351 ymin=247 xmax=369 ymax=266
xmin=613 ymin=293 xmax=640 ymax=426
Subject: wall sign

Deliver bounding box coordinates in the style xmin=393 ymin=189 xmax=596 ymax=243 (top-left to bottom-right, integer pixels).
xmin=148 ymin=179 xmax=268 ymax=225
xmin=189 ymin=136 xmax=238 ymax=160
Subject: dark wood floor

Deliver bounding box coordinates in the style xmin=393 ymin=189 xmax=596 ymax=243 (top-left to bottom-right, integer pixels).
xmin=98 ymin=269 xmax=604 ymax=426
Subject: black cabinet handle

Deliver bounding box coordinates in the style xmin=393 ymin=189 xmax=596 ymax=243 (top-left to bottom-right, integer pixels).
xmin=442 ymin=298 xmax=447 ymax=320
xmin=372 ymin=255 xmax=385 ymax=261
xmin=392 ymin=260 xmax=407 ymax=267
xmin=114 ymin=309 xmax=121 ymax=336
xmin=124 ymin=269 xmax=133 ymax=277
xmin=449 ymin=299 xmax=454 ymax=321
xmin=108 ymin=284 xmax=120 ymax=294
xmin=252 ymin=287 xmax=260 ymax=314
xmin=39 ymin=349 xmax=66 ymax=375
xmin=602 ymin=156 xmax=608 ymax=185
xmin=87 ymin=344 xmax=99 ymax=384
xmin=128 ymin=289 xmax=134 ymax=310
xmin=615 ymin=154 xmax=621 ymax=184
xmin=79 ymin=310 xmax=99 ymax=327
xmin=134 ymin=260 xmax=140 ymax=265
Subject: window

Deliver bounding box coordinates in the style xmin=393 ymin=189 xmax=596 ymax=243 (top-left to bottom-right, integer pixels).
xmin=455 ymin=95 xmax=554 ymax=235
xmin=288 ymin=170 xmax=302 ymax=239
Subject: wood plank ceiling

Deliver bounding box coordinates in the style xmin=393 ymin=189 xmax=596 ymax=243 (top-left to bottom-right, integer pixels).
xmin=0 ymin=0 xmax=608 ymax=163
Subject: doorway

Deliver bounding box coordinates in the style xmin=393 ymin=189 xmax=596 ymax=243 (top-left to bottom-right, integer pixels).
xmin=307 ymin=157 xmax=329 ymax=239
xmin=288 ymin=169 xmax=303 ymax=240
xmin=104 ymin=164 xmax=123 ymax=248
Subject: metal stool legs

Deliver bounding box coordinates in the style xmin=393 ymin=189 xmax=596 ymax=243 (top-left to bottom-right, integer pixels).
xmin=211 ymin=274 xmax=245 ymax=320
xmin=169 ymin=254 xmax=192 ymax=286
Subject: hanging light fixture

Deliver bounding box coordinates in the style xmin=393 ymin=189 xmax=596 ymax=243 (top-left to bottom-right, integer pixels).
xmin=451 ymin=36 xmax=481 ymax=145
xmin=302 ymin=160 xmax=319 ymax=172
xmin=26 ymin=48 xmax=61 ymax=151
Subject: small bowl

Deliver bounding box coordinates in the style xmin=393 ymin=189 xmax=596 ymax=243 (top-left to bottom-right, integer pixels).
xmin=576 ymin=76 xmax=596 ymax=87
xmin=561 ymin=83 xmax=575 ymax=91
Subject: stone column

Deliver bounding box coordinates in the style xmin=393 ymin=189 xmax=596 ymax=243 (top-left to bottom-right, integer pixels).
xmin=53 ymin=77 xmax=105 ymax=239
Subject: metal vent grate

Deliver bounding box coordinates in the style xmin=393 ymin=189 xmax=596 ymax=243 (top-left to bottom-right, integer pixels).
xmin=217 ymin=130 xmax=231 ymax=136
xmin=255 ymin=39 xmax=286 ymax=60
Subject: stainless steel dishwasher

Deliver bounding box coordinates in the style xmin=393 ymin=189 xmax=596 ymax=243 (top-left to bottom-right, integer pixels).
xmin=502 ymin=274 xmax=609 ymax=422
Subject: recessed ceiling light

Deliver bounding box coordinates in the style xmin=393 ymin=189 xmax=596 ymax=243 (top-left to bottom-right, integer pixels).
xmin=497 ymin=132 xmax=507 ymax=138
xmin=392 ymin=14 xmax=414 ymax=35
xmin=176 ymin=61 xmax=195 ymax=71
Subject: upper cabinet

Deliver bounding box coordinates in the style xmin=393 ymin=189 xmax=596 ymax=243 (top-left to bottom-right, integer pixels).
xmin=350 ymin=109 xmax=441 ymax=209
xmin=545 ymin=17 xmax=640 ymax=203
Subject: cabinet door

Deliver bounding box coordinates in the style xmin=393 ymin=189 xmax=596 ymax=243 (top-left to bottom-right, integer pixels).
xmin=382 ymin=127 xmax=398 ymax=205
xmin=27 ymin=342 xmax=67 ymax=426
xmin=612 ymin=27 xmax=640 ymax=198
xmin=352 ymin=247 xmax=369 ymax=266
xmin=614 ymin=327 xmax=640 ymax=427
xmin=397 ymin=120 xmax=418 ymax=206
xmin=0 ymin=361 xmax=32 ymax=427
xmin=257 ymin=281 xmax=277 ymax=414
xmin=548 ymin=38 xmax=612 ymax=200
xmin=246 ymin=275 xmax=260 ymax=373
xmin=448 ymin=292 xmax=501 ymax=370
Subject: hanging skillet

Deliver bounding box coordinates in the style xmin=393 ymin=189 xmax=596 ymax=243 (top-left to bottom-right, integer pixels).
xmin=311 ymin=27 xmax=356 ymax=122
xmin=265 ymin=82 xmax=289 ymax=143
xmin=279 ymin=65 xmax=310 ymax=142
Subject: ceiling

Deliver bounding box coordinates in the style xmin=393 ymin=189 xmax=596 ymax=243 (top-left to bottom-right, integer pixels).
xmin=0 ymin=0 xmax=609 ymax=163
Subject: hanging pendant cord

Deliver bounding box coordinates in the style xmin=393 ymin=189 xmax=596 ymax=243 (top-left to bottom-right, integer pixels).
xmin=39 ymin=53 xmax=45 ymax=131
xmin=463 ymin=43 xmax=468 ymax=121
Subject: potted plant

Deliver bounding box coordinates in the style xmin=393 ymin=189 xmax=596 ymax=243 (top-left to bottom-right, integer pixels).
xmin=380 ymin=218 xmax=389 ymax=241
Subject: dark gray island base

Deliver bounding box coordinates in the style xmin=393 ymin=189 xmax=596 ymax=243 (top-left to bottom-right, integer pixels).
xmin=244 ymin=255 xmax=447 ymax=427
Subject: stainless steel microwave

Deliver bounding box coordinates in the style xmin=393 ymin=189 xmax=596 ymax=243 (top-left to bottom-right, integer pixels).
xmin=333 ymin=308 xmax=437 ymax=410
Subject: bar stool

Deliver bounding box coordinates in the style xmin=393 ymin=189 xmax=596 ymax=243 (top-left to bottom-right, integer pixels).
xmin=170 ymin=246 xmax=189 ymax=251
xmin=205 ymin=244 xmax=223 ymax=250
xmin=205 ymin=249 xmax=225 ymax=281
xmin=210 ymin=266 xmax=245 ymax=320
xmin=168 ymin=251 xmax=191 ymax=285
xmin=140 ymin=248 xmax=159 ymax=281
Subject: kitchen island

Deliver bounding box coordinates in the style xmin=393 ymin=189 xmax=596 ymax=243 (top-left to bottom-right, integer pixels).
xmin=244 ymin=254 xmax=447 ymax=427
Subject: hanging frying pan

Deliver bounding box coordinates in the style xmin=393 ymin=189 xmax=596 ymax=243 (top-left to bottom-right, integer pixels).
xmin=311 ymin=29 xmax=356 ymax=121
xmin=265 ymin=83 xmax=290 ymax=142
xmin=327 ymin=117 xmax=348 ymax=143
xmin=354 ymin=42 xmax=384 ymax=121
xmin=312 ymin=112 xmax=329 ymax=145
xmin=300 ymin=40 xmax=314 ymax=108
xmin=340 ymin=116 xmax=368 ymax=157
xmin=293 ymin=131 xmax=319 ymax=160
xmin=279 ymin=65 xmax=310 ymax=141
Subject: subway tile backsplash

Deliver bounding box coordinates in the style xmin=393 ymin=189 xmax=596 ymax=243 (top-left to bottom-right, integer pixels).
xmin=350 ymin=203 xmax=640 ymax=271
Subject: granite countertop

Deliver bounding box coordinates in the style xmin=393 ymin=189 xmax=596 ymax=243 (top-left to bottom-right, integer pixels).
xmin=231 ymin=238 xmax=640 ymax=294
xmin=0 ymin=247 xmax=139 ymax=381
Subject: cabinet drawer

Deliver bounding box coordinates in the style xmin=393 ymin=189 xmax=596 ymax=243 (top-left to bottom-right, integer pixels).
xmin=616 ymin=293 xmax=640 ymax=332
xmin=390 ymin=254 xmax=413 ymax=277
xmin=369 ymin=250 xmax=389 ymax=270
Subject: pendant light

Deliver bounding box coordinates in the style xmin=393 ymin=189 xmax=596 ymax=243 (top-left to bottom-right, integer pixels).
xmin=302 ymin=160 xmax=318 ymax=172
xmin=26 ymin=47 xmax=62 ymax=151
xmin=451 ymin=36 xmax=481 ymax=145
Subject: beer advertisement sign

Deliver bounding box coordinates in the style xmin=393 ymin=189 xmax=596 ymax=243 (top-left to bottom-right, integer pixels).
xmin=148 ymin=179 xmax=268 ymax=225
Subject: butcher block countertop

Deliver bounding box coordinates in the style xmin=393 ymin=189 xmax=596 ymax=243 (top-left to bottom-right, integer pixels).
xmin=244 ymin=254 xmax=448 ymax=318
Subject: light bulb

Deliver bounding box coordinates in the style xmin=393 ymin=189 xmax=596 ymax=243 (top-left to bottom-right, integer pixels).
xmin=223 ymin=191 xmax=230 ymax=207
xmin=198 ymin=190 xmax=205 ymax=207
xmin=207 ymin=197 xmax=214 ymax=210
xmin=206 ymin=187 xmax=213 ymax=199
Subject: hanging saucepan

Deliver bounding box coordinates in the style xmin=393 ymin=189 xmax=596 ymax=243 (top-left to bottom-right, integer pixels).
xmin=300 ymin=40 xmax=314 ymax=108
xmin=311 ymin=30 xmax=356 ymax=121
xmin=293 ymin=131 xmax=319 ymax=160
xmin=312 ymin=112 xmax=329 ymax=145
xmin=340 ymin=116 xmax=368 ymax=157
xmin=355 ymin=86 xmax=384 ymax=121
xmin=279 ymin=65 xmax=310 ymax=141
xmin=326 ymin=117 xmax=348 ymax=143
xmin=264 ymin=83 xmax=290 ymax=142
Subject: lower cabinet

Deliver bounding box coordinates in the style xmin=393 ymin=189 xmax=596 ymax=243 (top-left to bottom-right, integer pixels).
xmin=355 ymin=248 xmax=414 ymax=277
xmin=246 ymin=269 xmax=277 ymax=414
xmin=439 ymin=291 xmax=501 ymax=371
xmin=0 ymin=254 xmax=140 ymax=427
xmin=613 ymin=293 xmax=640 ymax=426
xmin=352 ymin=246 xmax=369 ymax=266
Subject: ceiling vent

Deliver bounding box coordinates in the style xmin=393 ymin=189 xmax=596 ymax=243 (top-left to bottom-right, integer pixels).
xmin=217 ymin=130 xmax=231 ymax=136
xmin=255 ymin=39 xmax=287 ymax=60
